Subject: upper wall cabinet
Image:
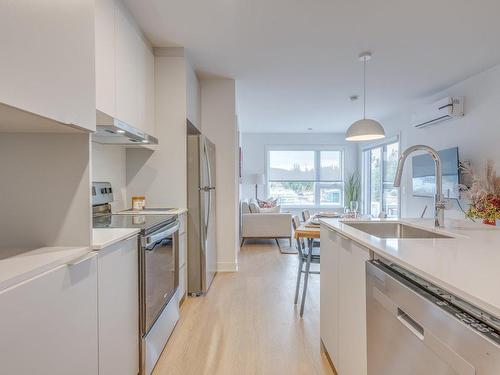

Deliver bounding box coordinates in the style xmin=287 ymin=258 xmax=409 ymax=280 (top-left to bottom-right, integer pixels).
xmin=95 ymin=0 xmax=116 ymax=118
xmin=95 ymin=0 xmax=155 ymax=137
xmin=0 ymin=0 xmax=96 ymax=132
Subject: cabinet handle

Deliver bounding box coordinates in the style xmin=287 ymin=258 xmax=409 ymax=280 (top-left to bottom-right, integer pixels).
xmin=397 ymin=308 xmax=424 ymax=340
xmin=67 ymin=252 xmax=95 ymax=266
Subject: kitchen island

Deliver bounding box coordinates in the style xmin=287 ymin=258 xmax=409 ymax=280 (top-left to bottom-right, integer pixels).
xmin=319 ymin=217 xmax=500 ymax=375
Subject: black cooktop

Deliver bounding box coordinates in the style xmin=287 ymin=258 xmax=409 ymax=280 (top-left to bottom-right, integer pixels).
xmin=93 ymin=213 xmax=176 ymax=233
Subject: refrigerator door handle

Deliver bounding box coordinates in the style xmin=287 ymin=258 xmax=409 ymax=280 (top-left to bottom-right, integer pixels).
xmin=203 ymin=141 xmax=211 ymax=242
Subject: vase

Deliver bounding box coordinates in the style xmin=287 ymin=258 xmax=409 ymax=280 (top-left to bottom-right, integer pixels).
xmin=482 ymin=219 xmax=496 ymax=226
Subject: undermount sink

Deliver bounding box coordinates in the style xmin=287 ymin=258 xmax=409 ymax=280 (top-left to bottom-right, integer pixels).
xmin=343 ymin=222 xmax=453 ymax=239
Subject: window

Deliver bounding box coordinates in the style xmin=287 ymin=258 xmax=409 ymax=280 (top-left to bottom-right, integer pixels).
xmin=363 ymin=140 xmax=400 ymax=218
xmin=267 ymin=148 xmax=343 ymax=207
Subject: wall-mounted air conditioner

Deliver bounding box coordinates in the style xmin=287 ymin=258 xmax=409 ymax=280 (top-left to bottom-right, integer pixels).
xmin=411 ymin=96 xmax=464 ymax=129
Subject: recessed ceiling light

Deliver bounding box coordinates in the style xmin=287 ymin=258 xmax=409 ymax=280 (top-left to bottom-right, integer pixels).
xmin=116 ymin=129 xmax=125 ymax=134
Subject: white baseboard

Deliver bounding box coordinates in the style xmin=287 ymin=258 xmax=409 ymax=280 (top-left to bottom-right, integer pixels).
xmin=217 ymin=262 xmax=239 ymax=272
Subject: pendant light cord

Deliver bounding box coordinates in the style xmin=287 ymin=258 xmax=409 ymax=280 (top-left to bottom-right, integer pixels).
xmin=363 ymin=57 xmax=366 ymax=119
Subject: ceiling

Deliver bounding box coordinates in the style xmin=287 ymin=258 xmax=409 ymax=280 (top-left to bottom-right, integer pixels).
xmin=124 ymin=0 xmax=500 ymax=133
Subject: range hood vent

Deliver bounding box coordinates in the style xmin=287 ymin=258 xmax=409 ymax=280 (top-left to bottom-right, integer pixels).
xmin=92 ymin=110 xmax=158 ymax=145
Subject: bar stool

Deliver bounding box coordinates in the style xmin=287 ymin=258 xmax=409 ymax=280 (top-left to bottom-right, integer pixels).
xmin=301 ymin=209 xmax=311 ymax=222
xmin=292 ymin=215 xmax=320 ymax=317
xmin=302 ymin=209 xmax=320 ymax=248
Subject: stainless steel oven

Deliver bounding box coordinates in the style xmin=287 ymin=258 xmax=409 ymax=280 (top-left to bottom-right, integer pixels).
xmin=139 ymin=219 xmax=179 ymax=373
xmin=92 ymin=181 xmax=181 ymax=375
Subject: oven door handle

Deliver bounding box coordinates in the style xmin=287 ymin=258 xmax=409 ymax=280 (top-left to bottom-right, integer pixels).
xmin=144 ymin=222 xmax=179 ymax=247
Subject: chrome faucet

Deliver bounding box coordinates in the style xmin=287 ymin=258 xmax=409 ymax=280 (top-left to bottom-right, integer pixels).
xmin=394 ymin=145 xmax=445 ymax=227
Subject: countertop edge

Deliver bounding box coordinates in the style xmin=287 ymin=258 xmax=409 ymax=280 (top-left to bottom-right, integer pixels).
xmin=319 ymin=219 xmax=500 ymax=319
xmin=0 ymin=247 xmax=92 ymax=293
xmin=92 ymin=228 xmax=140 ymax=250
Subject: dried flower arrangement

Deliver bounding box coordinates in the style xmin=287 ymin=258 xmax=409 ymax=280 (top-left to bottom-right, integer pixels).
xmin=459 ymin=160 xmax=500 ymax=224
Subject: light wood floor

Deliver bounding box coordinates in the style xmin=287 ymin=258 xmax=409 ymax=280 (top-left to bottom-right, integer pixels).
xmin=153 ymin=240 xmax=334 ymax=375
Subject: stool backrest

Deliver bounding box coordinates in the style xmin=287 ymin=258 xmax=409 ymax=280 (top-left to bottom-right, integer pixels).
xmin=301 ymin=209 xmax=311 ymax=222
xmin=292 ymin=215 xmax=305 ymax=256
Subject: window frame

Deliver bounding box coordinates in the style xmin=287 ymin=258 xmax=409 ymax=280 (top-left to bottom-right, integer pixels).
xmin=265 ymin=145 xmax=345 ymax=209
xmin=361 ymin=135 xmax=401 ymax=217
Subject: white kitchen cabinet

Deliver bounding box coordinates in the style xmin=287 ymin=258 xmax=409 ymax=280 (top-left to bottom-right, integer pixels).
xmin=178 ymin=213 xmax=188 ymax=302
xmin=96 ymin=0 xmax=155 ymax=136
xmin=320 ymin=226 xmax=370 ymax=375
xmin=97 ymin=236 xmax=139 ymax=375
xmin=0 ymin=252 xmax=98 ymax=375
xmin=338 ymin=235 xmax=369 ymax=375
xmin=142 ymin=43 xmax=156 ymax=137
xmin=115 ymin=2 xmax=140 ymax=129
xmin=0 ymin=0 xmax=95 ymax=131
xmin=320 ymin=226 xmax=340 ymax=367
xmin=95 ymin=0 xmax=116 ymax=118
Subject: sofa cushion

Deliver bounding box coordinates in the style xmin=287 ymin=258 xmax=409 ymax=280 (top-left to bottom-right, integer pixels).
xmin=241 ymin=200 xmax=251 ymax=214
xmin=249 ymin=201 xmax=260 ymax=213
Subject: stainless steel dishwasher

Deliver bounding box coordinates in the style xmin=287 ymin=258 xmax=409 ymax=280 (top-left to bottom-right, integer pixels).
xmin=366 ymin=260 xmax=500 ymax=375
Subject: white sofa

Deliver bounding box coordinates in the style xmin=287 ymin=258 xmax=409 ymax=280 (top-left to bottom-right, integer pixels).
xmin=240 ymin=200 xmax=292 ymax=248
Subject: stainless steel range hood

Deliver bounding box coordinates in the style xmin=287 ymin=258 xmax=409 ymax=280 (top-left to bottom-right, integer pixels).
xmin=92 ymin=110 xmax=158 ymax=145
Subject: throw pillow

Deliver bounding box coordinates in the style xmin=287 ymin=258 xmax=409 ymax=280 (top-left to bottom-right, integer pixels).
xmin=257 ymin=197 xmax=277 ymax=208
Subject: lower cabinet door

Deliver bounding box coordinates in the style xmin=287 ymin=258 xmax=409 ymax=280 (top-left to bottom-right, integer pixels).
xmin=338 ymin=239 xmax=370 ymax=375
xmin=98 ymin=236 xmax=139 ymax=375
xmin=320 ymin=226 xmax=340 ymax=368
xmin=0 ymin=253 xmax=99 ymax=375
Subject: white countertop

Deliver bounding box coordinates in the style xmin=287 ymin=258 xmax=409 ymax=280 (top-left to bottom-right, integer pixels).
xmin=115 ymin=208 xmax=187 ymax=215
xmin=92 ymin=228 xmax=140 ymax=250
xmin=0 ymin=246 xmax=91 ymax=292
xmin=166 ymin=208 xmax=187 ymax=215
xmin=319 ymin=217 xmax=500 ymax=318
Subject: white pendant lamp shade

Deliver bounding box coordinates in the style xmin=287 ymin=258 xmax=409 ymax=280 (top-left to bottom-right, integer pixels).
xmin=346 ymin=52 xmax=386 ymax=142
xmin=345 ymin=119 xmax=385 ymax=141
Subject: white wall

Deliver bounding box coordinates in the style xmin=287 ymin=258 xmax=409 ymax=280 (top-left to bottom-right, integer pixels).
xmin=91 ymin=142 xmax=127 ymax=212
xmin=369 ymin=63 xmax=500 ymax=218
xmin=201 ymin=79 xmax=239 ymax=272
xmin=0 ymin=133 xmax=92 ymax=248
xmin=240 ymin=132 xmax=359 ymax=202
xmin=126 ymin=49 xmax=188 ymax=208
xmin=186 ymin=60 xmax=201 ymax=130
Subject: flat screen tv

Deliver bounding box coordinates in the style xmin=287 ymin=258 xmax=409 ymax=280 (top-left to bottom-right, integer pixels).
xmin=412 ymin=147 xmax=460 ymax=199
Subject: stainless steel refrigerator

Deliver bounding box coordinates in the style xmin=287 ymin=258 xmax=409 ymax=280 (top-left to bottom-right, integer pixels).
xmin=187 ymin=134 xmax=217 ymax=295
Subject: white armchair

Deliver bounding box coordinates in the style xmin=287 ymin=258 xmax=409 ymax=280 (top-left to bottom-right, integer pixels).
xmin=240 ymin=200 xmax=292 ymax=248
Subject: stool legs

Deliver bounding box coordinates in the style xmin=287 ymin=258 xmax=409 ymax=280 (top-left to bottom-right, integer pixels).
xmin=300 ymin=239 xmax=313 ymax=317
xmin=294 ymin=258 xmax=303 ymax=305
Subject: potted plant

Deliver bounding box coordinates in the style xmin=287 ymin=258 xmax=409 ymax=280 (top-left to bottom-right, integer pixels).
xmin=345 ymin=173 xmax=361 ymax=213
xmin=460 ymin=160 xmax=500 ymax=225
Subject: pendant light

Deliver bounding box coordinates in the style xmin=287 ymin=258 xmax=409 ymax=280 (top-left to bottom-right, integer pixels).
xmin=345 ymin=52 xmax=385 ymax=141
